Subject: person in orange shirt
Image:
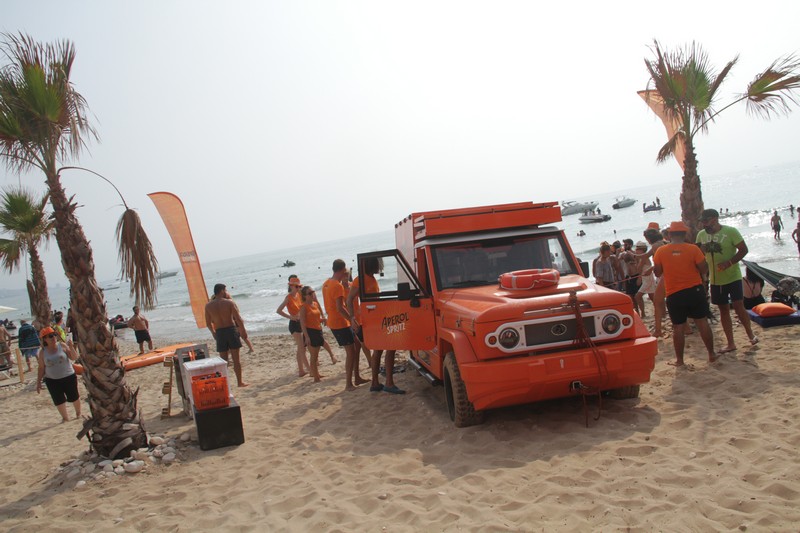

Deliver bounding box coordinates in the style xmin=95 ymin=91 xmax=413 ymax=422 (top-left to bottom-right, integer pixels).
xmin=323 ymin=259 xmax=368 ymax=391
xmin=653 ymin=221 xmax=716 ymax=367
xmin=298 ymin=286 xmax=326 ymax=382
xmin=347 ymin=256 xmax=405 ymax=394
xmin=276 ymin=277 xmax=311 ymax=377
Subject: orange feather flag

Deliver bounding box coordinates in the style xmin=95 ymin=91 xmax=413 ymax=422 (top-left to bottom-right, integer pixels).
xmin=148 ymin=192 xmax=208 ymax=328
xmin=638 ymin=90 xmax=686 ymax=171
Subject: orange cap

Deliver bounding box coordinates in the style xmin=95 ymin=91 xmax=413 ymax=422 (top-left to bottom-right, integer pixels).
xmin=646 ymin=222 xmax=660 ymax=231
xmin=668 ymin=221 xmax=690 ymax=233
xmin=39 ymin=326 xmax=55 ymax=337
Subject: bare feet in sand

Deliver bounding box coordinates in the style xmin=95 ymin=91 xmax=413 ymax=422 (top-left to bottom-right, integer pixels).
xmin=345 ymin=384 xmax=356 ymax=392
xmin=667 ymin=360 xmax=684 ymax=367
xmin=354 ymin=377 xmax=369 ymax=386
xmin=750 ymin=335 xmax=759 ymax=346
xmin=717 ymin=345 xmax=736 ymax=354
xmin=239 ymin=382 xmax=250 ymax=387
xmin=330 ymin=357 xmax=338 ymax=364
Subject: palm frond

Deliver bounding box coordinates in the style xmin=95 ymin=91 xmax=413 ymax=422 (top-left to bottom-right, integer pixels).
xmin=0 ymin=237 xmax=22 ymax=273
xmin=116 ymin=208 xmax=158 ymax=310
xmin=744 ymin=54 xmax=800 ymax=118
xmin=656 ymin=131 xmax=683 ymax=164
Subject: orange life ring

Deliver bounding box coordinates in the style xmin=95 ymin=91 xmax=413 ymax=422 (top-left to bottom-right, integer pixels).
xmin=499 ymin=268 xmax=560 ymax=290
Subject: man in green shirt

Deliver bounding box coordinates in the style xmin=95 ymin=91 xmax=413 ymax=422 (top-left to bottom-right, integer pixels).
xmin=696 ymin=209 xmax=759 ymax=353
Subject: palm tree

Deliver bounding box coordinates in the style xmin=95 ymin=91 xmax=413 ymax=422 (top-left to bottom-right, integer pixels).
xmin=0 ymin=33 xmax=158 ymax=458
xmin=0 ymin=186 xmax=55 ymax=326
xmin=642 ymin=40 xmax=800 ymax=235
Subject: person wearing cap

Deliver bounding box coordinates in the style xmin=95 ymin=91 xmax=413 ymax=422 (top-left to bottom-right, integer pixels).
xmin=654 ymin=221 xmax=716 ymax=366
xmin=696 ymin=208 xmax=759 ymax=352
xmin=276 ymin=276 xmax=312 ymax=377
xmin=36 ymin=326 xmax=82 ymax=422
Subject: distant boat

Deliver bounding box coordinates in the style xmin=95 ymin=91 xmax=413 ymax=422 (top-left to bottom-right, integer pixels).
xmin=579 ymin=214 xmax=612 ymax=224
xmin=643 ymin=203 xmax=664 ymax=213
xmin=612 ymin=196 xmax=636 ymax=209
xmin=157 ymin=271 xmax=178 ymax=279
xmin=561 ymin=200 xmax=599 ymax=216
xmin=282 ymin=260 xmax=296 ymax=268
xmin=101 ymin=281 xmax=121 ymax=291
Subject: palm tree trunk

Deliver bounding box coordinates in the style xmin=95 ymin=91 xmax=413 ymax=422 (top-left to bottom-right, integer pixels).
xmin=27 ymin=244 xmax=52 ymax=328
xmin=679 ymin=138 xmax=705 ymax=239
xmin=46 ymin=170 xmax=147 ymax=458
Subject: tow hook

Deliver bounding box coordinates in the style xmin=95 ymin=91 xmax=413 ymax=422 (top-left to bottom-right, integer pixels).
xmin=570 ymin=380 xmax=587 ymax=393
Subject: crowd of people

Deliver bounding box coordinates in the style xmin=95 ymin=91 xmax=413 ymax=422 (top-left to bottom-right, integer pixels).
xmin=589 ymin=208 xmax=799 ymax=367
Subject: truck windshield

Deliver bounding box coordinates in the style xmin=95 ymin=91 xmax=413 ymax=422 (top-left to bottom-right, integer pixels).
xmin=432 ymin=233 xmax=577 ymax=290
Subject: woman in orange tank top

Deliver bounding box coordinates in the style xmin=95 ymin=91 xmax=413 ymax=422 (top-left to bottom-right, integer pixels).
xmin=299 ymin=286 xmax=325 ymax=382
xmin=276 ymin=277 xmax=310 ymax=377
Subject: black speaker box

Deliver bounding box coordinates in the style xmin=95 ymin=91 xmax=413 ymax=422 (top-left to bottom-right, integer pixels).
xmin=192 ymin=397 xmax=245 ymax=451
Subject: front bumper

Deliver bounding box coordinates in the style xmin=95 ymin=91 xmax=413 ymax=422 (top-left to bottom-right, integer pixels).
xmin=458 ymin=336 xmax=658 ymax=411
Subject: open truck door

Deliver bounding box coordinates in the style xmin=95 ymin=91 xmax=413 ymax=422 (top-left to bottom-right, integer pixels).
xmin=357 ymin=250 xmax=436 ymax=351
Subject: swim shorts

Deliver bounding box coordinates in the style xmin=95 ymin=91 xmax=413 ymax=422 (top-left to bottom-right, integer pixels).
xmin=710 ymin=280 xmax=744 ymax=305
xmin=45 ymin=373 xmax=80 ymax=406
xmin=624 ymin=277 xmax=639 ymax=296
xmin=288 ymin=319 xmax=302 ymax=334
xmin=352 ymin=325 xmax=364 ymax=343
xmin=134 ymin=329 xmax=151 ymax=344
xmin=331 ymin=327 xmax=354 ymax=347
xmin=22 ymin=347 xmax=39 ymax=360
xmin=306 ymin=328 xmax=324 ymax=348
xmin=666 ymin=285 xmax=708 ymax=325
xmin=215 ymin=326 xmax=242 ymax=352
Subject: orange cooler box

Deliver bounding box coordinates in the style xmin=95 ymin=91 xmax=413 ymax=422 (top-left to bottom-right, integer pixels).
xmin=181 ymin=357 xmax=229 ymax=407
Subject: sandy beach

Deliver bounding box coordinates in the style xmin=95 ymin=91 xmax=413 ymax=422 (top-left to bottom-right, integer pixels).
xmin=1 ymin=312 xmax=799 ymax=532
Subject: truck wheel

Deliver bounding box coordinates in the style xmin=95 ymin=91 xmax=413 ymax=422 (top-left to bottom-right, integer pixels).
xmin=607 ymin=385 xmax=640 ymax=399
xmin=443 ymin=353 xmax=484 ymax=427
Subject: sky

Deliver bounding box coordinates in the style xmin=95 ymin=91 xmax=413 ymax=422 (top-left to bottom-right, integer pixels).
xmin=2 ymin=0 xmax=799 ymax=290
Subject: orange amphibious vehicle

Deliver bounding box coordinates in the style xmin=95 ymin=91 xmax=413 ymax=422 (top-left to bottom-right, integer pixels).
xmin=356 ymin=202 xmax=658 ymax=427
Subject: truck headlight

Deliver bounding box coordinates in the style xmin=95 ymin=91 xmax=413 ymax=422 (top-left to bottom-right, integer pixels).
xmin=498 ymin=328 xmax=520 ymax=349
xmin=601 ymin=314 xmax=620 ymax=334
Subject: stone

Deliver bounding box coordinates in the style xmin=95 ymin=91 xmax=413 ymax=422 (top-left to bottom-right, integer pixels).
xmin=162 ymin=453 xmax=176 ymax=464
xmin=148 ymin=456 xmax=159 ymax=464
xmin=123 ymin=460 xmax=145 ymax=474
xmin=162 ymin=446 xmax=176 ymax=455
xmin=75 ymin=480 xmax=87 ymax=489
xmin=82 ymin=463 xmax=96 ymax=475
xmin=180 ymin=433 xmax=191 ymax=442
xmin=149 ymin=436 xmax=165 ymax=446
xmin=152 ymin=449 xmax=164 ymax=458
xmin=132 ymin=451 xmax=149 ymax=461
xmin=103 ymin=464 xmax=114 ymax=473
xmin=66 ymin=468 xmax=81 ymax=479
xmin=98 ymin=460 xmax=113 ymax=468
xmin=114 ymin=466 xmax=125 ymax=475
xmin=112 ymin=459 xmax=124 ymax=467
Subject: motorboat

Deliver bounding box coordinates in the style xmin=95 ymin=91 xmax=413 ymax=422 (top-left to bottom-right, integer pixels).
xmin=282 ymin=260 xmax=296 ymax=267
xmin=642 ymin=203 xmax=664 ymax=213
xmin=579 ymin=214 xmax=612 ymax=224
xmin=561 ymin=200 xmax=599 ymax=216
xmin=612 ymin=196 xmax=636 ymax=209
xmin=157 ymin=271 xmax=178 ymax=279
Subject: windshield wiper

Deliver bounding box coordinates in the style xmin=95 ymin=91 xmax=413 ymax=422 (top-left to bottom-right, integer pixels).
xmin=449 ymin=280 xmax=491 ymax=287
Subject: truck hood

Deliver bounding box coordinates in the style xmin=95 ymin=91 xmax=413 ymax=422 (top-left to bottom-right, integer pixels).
xmin=436 ymin=275 xmax=632 ymax=324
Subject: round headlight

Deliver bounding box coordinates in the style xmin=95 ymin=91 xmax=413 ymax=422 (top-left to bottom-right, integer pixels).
xmin=602 ymin=314 xmax=621 ymax=334
xmin=498 ymin=328 xmax=520 ymax=349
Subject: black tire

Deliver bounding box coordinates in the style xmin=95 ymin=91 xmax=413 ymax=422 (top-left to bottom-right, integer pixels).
xmin=606 ymin=384 xmax=640 ymax=400
xmin=443 ymin=352 xmax=484 ymax=427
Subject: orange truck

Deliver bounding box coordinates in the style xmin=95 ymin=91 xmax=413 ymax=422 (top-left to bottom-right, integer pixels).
xmin=356 ymin=202 xmax=658 ymax=427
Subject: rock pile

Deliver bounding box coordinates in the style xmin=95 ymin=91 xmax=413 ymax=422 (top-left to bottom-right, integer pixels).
xmin=54 ymin=432 xmax=192 ymax=489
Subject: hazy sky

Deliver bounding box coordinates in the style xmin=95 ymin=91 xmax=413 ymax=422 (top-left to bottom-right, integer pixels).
xmin=2 ymin=1 xmax=799 ymax=290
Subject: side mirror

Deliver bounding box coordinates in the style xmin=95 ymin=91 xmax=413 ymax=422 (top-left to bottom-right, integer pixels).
xmin=579 ymin=261 xmax=590 ymax=278
xmin=397 ymin=282 xmax=411 ymax=301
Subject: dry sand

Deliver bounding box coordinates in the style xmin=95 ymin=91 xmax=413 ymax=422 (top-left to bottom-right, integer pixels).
xmin=1 ymin=313 xmax=799 ymax=532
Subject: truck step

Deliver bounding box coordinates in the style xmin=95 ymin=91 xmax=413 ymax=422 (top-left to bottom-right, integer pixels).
xmin=408 ymin=356 xmax=441 ymax=386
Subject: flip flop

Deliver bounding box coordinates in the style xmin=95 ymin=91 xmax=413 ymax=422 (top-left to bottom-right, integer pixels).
xmin=369 ymin=385 xmax=384 ymax=392
xmin=383 ymin=385 xmax=406 ymax=394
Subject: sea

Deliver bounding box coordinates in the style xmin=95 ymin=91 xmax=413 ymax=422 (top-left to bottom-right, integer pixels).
xmin=2 ymin=161 xmax=798 ymax=343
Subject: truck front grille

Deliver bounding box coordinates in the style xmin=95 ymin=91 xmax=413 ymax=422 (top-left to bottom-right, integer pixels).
xmin=524 ymin=317 xmax=596 ymax=347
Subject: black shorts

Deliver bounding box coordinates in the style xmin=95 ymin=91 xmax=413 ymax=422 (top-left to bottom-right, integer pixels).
xmin=331 ymin=327 xmax=354 ymax=347
xmin=288 ymin=320 xmax=302 ymax=334
xmin=624 ymin=277 xmax=639 ymax=296
xmin=45 ymin=373 xmax=79 ymax=406
xmin=710 ymin=280 xmax=744 ymax=305
xmin=666 ymin=285 xmax=708 ymax=325
xmin=353 ymin=325 xmax=364 ymax=343
xmin=135 ymin=329 xmax=151 ymax=344
xmin=215 ymin=326 xmax=242 ymax=352
xmin=306 ymin=328 xmax=324 ymax=348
